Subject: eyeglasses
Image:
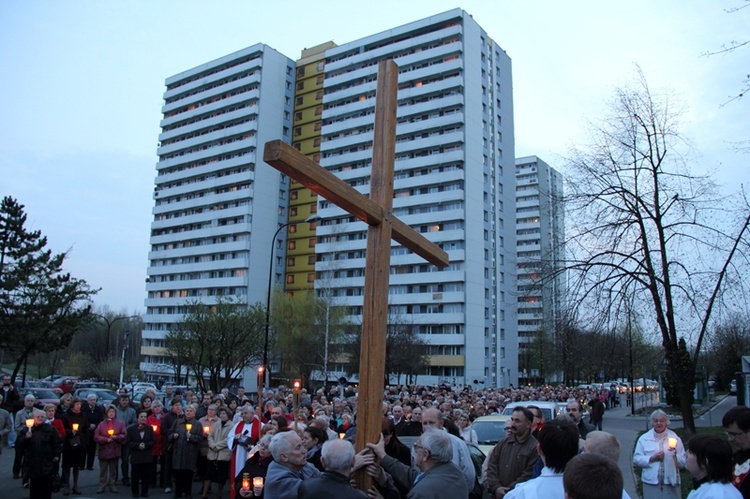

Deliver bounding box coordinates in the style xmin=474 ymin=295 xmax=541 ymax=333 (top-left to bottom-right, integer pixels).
xmin=413 ymin=443 xmax=427 ymax=453
xmin=726 ymin=431 xmax=745 ymax=438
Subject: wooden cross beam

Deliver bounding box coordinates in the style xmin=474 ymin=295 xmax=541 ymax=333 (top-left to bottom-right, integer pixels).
xmin=263 ymin=60 xmax=448 ymax=489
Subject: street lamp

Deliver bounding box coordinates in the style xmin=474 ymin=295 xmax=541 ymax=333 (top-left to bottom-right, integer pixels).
xmin=90 ymin=313 xmax=137 ymax=361
xmin=262 ymin=214 xmax=321 ymax=389
xmin=119 ymin=329 xmax=131 ymax=388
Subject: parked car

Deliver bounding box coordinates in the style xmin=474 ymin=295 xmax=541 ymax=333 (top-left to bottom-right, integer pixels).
xmin=37 ymin=380 xmax=64 ymax=395
xmin=54 ymin=377 xmax=81 ymax=394
xmin=18 ymin=388 xmax=61 ymax=408
xmin=730 ymin=379 xmax=738 ymax=394
xmin=472 ymin=413 xmax=511 ymax=455
xmin=72 ymin=381 xmax=110 ymax=391
xmin=501 ymin=401 xmax=563 ymax=421
xmin=73 ymin=388 xmax=119 ymax=407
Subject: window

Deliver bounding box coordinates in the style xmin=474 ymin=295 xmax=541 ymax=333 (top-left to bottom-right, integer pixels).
xmin=316 ymin=75 xmax=324 ymax=84
xmin=308 ymin=255 xmax=316 ymax=265
xmin=290 ymin=207 xmax=298 ymax=217
xmin=296 ymin=96 xmax=303 ymax=105
xmin=291 ymin=190 xmax=299 ymax=200
xmin=288 ymin=241 xmax=296 ymax=250
xmin=286 ymin=275 xmax=295 ymax=284
xmin=307 ymin=273 xmax=315 ymax=283
xmin=297 ymin=81 xmax=304 ymax=90
xmin=295 ymin=112 xmax=302 ymax=121
xmin=314 ymin=106 xmax=322 ymax=116
xmin=309 ymin=238 xmax=316 ymax=248
xmin=287 ymin=257 xmax=296 ymax=266
xmin=289 ymin=224 xmax=297 ymax=233
xmin=297 ymin=67 xmax=305 ymax=78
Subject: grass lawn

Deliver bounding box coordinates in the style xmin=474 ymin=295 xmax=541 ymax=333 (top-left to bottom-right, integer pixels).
xmin=633 ymin=426 xmax=727 ymax=498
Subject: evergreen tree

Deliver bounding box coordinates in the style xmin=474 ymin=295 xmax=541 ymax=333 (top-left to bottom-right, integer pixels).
xmin=0 ymin=196 xmax=96 ymax=382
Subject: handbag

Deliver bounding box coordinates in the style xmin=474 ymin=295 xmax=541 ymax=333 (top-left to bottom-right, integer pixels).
xmin=51 ymin=472 xmax=62 ymax=492
xmin=69 ymin=435 xmax=82 ymax=448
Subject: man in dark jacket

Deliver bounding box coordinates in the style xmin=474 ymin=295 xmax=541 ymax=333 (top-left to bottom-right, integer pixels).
xmin=82 ymin=393 xmax=104 ymax=470
xmin=126 ymin=411 xmax=156 ymax=498
xmin=368 ymin=428 xmax=468 ymax=498
xmin=565 ymin=400 xmax=595 ymax=440
xmin=298 ymin=439 xmax=367 ymax=499
xmin=17 ymin=409 xmax=63 ymax=499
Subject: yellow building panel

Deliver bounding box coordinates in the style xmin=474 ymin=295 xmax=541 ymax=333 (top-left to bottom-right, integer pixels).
xmin=293 ymin=106 xmax=323 ymax=127
xmin=428 ymin=355 xmax=465 ymax=367
xmin=141 ymin=346 xmax=166 ymax=356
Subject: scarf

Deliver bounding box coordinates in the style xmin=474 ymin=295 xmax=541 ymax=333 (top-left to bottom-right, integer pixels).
xmin=655 ymin=430 xmax=679 ymax=486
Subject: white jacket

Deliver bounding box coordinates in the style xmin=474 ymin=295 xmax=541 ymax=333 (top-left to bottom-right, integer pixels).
xmin=633 ymin=428 xmax=686 ymax=485
xmin=686 ymin=481 xmax=742 ymax=499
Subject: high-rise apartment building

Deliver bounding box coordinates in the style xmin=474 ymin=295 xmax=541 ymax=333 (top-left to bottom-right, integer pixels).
xmin=515 ymin=156 xmax=565 ymax=383
xmin=140 ymin=9 xmax=519 ymax=388
xmin=140 ymin=44 xmax=295 ymax=380
xmin=314 ymin=8 xmax=517 ymax=387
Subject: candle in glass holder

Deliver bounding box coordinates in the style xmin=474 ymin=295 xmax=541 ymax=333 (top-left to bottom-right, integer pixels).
xmin=241 ymin=473 xmax=250 ymax=491
xmin=185 ymin=423 xmax=193 ymax=432
xmin=107 ymin=428 xmax=115 ymax=436
xmin=252 ymin=477 xmax=263 ymax=490
xmin=25 ymin=418 xmax=34 ymax=429
xmin=668 ymin=437 xmax=677 ymax=450
xmin=203 ymin=425 xmax=210 ymax=434
xmin=72 ymin=423 xmax=79 ymax=432
xmin=339 ymin=433 xmax=346 ymax=439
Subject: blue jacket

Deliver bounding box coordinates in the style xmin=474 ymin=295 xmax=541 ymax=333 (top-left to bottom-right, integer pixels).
xmin=263 ymin=461 xmax=320 ymax=499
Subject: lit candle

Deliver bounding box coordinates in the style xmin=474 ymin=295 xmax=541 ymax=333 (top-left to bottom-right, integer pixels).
xmin=151 ymin=424 xmax=158 ymax=433
xmin=203 ymin=425 xmax=210 ymax=434
xmin=107 ymin=428 xmax=115 ymax=436
xmin=72 ymin=423 xmax=79 ymax=432
xmin=339 ymin=433 xmax=346 ymax=439
xmin=241 ymin=473 xmax=250 ymax=491
xmin=26 ymin=419 xmax=34 ymax=429
xmin=185 ymin=423 xmax=193 ymax=432
xmin=253 ymin=477 xmax=263 ymax=490
xmin=668 ymin=437 xmax=677 ymax=450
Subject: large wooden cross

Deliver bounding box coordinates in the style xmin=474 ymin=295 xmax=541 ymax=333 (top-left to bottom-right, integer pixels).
xmin=263 ymin=60 xmax=448 ymax=489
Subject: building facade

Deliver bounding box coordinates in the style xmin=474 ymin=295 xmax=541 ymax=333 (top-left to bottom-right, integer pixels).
xmin=140 ymin=10 xmax=520 ymax=388
xmin=314 ymin=9 xmax=518 ymax=387
xmin=515 ymin=156 xmax=565 ymax=383
xmin=140 ymin=44 xmax=295 ymax=381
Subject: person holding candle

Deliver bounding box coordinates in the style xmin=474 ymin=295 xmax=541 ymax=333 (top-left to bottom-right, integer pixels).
xmin=95 ymin=405 xmax=127 ymax=494
xmin=228 ymin=405 xmax=262 ymax=499
xmin=16 ymin=409 xmax=63 ymax=499
xmin=126 ymin=410 xmax=156 ymax=498
xmin=633 ymin=409 xmax=686 ymax=499
xmin=204 ymin=407 xmax=233 ymax=499
xmin=233 ymin=435 xmax=280 ymax=498
xmin=146 ymin=400 xmax=165 ymax=490
xmin=170 ymin=403 xmax=202 ymax=499
xmin=13 ymin=393 xmax=36 ymax=484
xmin=62 ymin=398 xmax=88 ymax=495
xmin=197 ymin=404 xmax=218 ymax=485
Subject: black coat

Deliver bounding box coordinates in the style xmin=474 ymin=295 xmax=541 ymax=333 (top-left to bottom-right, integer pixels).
xmin=82 ymin=403 xmax=105 ymax=432
xmin=126 ymin=424 xmax=156 ymax=464
xmin=297 ymin=471 xmax=367 ymax=499
xmin=18 ymin=423 xmax=63 ymax=479
xmin=63 ymin=410 xmax=89 ymax=451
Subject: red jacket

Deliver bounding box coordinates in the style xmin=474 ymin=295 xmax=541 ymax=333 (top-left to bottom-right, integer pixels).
xmin=146 ymin=414 xmax=165 ymax=456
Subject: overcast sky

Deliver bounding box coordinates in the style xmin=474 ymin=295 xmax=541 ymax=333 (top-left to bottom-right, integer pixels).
xmin=1 ymin=0 xmax=747 ymax=314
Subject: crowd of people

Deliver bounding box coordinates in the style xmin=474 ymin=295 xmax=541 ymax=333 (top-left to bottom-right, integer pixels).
xmin=1 ymin=373 xmax=749 ymax=499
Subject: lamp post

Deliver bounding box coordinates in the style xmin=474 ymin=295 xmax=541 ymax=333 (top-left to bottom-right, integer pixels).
xmin=262 ymin=215 xmax=321 ymax=389
xmin=119 ymin=329 xmax=131 ymax=388
xmin=90 ymin=313 xmax=136 ymax=361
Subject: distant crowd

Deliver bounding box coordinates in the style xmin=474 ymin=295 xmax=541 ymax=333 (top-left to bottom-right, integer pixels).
xmin=2 ymin=374 xmax=749 ymax=499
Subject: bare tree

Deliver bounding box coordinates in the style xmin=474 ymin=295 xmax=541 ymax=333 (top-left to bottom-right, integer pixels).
xmin=562 ymin=67 xmax=750 ymax=435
